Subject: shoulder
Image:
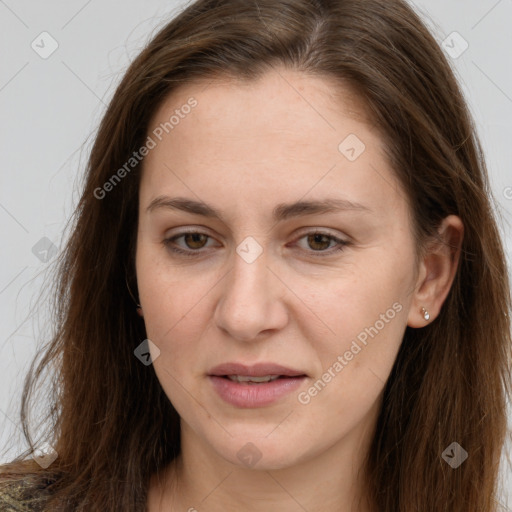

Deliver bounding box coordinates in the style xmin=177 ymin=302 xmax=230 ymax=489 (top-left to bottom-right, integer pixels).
xmin=0 ymin=464 xmax=55 ymax=511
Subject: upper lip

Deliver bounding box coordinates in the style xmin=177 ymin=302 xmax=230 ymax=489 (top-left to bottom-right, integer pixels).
xmin=208 ymin=362 xmax=307 ymax=377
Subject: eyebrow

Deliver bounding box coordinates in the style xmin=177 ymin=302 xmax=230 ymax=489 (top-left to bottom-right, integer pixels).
xmin=146 ymin=195 xmax=372 ymax=222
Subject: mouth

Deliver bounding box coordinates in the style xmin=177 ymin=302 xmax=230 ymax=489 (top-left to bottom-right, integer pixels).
xmin=217 ymin=374 xmax=303 ymax=384
xmin=208 ymin=361 xmax=307 ymax=379
xmin=208 ymin=362 xmax=308 ymax=408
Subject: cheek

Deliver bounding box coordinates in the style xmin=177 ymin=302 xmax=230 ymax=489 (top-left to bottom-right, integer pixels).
xmin=141 ymin=290 xmax=213 ymax=378
xmin=136 ymin=256 xmax=222 ymax=414
xmin=136 ymin=242 xmax=216 ymax=342
xmin=294 ymin=291 xmax=406 ymax=440
xmin=295 ymin=252 xmax=410 ymax=402
xmin=300 ymin=251 xmax=409 ymax=345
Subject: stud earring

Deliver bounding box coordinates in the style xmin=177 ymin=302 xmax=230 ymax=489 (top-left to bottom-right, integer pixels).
xmin=421 ymin=307 xmax=430 ymax=321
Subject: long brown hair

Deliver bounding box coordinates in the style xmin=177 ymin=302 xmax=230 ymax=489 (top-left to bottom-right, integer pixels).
xmin=1 ymin=0 xmax=511 ymax=510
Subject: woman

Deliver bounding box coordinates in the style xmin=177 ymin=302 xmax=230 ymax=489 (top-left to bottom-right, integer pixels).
xmin=1 ymin=0 xmax=510 ymax=510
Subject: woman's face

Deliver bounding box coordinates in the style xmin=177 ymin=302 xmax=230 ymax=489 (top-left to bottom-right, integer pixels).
xmin=136 ymin=68 xmax=420 ymax=470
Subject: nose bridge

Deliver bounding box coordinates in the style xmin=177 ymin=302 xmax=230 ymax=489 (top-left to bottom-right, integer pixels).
xmin=228 ymin=233 xmax=271 ymax=292
xmin=226 ymin=242 xmax=272 ymax=312
xmin=214 ymin=237 xmax=287 ymax=340
xmin=232 ymin=243 xmax=269 ymax=293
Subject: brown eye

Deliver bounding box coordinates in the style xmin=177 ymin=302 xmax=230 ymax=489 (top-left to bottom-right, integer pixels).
xmin=162 ymin=231 xmax=216 ymax=257
xmin=163 ymin=230 xmax=348 ymax=259
xmin=294 ymin=231 xmax=349 ymax=257
xmin=306 ymin=233 xmax=333 ymax=251
xmin=182 ymin=233 xmax=209 ymax=249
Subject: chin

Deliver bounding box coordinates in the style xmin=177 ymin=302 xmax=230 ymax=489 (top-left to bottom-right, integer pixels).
xmin=211 ymin=436 xmax=308 ymax=471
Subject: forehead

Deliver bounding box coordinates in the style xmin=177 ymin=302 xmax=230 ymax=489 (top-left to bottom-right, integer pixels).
xmin=140 ymin=68 xmax=402 ymax=221
xmin=149 ymin=68 xmax=374 ymax=143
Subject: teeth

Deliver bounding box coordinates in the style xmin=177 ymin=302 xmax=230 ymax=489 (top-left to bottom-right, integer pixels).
xmin=227 ymin=375 xmax=280 ymax=383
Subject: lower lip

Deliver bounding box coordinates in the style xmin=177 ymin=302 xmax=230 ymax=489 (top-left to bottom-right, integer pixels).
xmin=208 ymin=375 xmax=307 ymax=408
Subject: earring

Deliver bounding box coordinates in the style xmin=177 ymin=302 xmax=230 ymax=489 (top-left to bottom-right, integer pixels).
xmin=421 ymin=307 xmax=430 ymax=321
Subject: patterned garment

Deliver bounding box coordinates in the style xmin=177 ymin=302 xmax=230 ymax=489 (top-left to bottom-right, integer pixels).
xmin=0 ymin=476 xmax=52 ymax=511
xmin=0 ymin=479 xmax=35 ymax=511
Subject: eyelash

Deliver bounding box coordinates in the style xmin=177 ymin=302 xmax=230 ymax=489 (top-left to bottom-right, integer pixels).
xmin=162 ymin=230 xmax=349 ymax=258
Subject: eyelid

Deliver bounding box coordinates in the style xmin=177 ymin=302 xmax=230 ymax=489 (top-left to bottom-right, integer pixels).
xmin=163 ymin=228 xmax=220 ymax=255
xmin=291 ymin=229 xmax=349 ymax=255
xmin=162 ymin=227 xmax=349 ymax=257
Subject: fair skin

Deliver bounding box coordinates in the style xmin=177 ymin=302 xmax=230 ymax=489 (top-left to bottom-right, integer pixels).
xmin=136 ymin=67 xmax=463 ymax=512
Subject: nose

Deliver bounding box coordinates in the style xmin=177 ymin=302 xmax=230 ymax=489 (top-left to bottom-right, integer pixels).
xmin=213 ymin=247 xmax=289 ymax=342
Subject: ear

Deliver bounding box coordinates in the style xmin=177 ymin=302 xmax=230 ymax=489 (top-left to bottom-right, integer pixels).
xmin=407 ymin=215 xmax=464 ymax=328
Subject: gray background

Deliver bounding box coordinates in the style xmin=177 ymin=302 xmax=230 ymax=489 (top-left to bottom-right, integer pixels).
xmin=1 ymin=0 xmax=511 ymax=507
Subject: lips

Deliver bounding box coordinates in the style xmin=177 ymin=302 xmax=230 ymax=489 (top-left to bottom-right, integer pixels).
xmin=208 ymin=362 xmax=307 ymax=378
xmin=208 ymin=362 xmax=308 ymax=408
